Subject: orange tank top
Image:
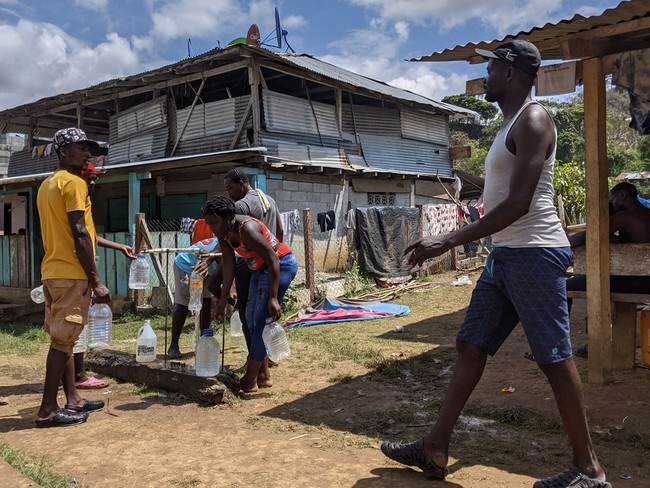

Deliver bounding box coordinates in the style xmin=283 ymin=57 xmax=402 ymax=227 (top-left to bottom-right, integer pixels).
xmin=227 ymin=217 xmax=291 ymax=270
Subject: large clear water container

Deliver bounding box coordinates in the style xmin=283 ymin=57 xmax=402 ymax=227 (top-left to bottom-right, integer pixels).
xmin=73 ymin=325 xmax=88 ymax=354
xmin=188 ymin=270 xmax=203 ymax=314
xmin=230 ymin=311 xmax=243 ymax=337
xmin=128 ymin=254 xmax=150 ymax=290
xmin=30 ymin=285 xmax=45 ymax=304
xmin=262 ymin=318 xmax=291 ymax=363
xmin=136 ymin=319 xmax=157 ymax=363
xmin=195 ymin=328 xmax=220 ymax=377
xmin=87 ymin=303 xmax=113 ymax=349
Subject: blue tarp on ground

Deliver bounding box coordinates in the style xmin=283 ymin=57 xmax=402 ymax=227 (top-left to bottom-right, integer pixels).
xmin=284 ymin=297 xmax=410 ymax=328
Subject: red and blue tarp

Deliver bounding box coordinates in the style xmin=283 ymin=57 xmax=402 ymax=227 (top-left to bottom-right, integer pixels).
xmin=283 ymin=297 xmax=410 ymax=328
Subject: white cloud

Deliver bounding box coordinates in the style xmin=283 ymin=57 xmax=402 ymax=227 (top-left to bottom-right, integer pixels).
xmin=0 ymin=20 xmax=142 ymax=110
xmin=283 ymin=14 xmax=307 ymax=30
xmin=141 ymin=0 xmax=276 ymax=44
xmin=73 ymin=0 xmax=109 ymax=12
xmin=347 ymin=0 xmax=573 ymax=35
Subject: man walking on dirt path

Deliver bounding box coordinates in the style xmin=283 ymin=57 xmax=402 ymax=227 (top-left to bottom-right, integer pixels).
xmin=380 ymin=41 xmax=611 ymax=488
xmin=35 ymin=128 xmax=109 ymax=427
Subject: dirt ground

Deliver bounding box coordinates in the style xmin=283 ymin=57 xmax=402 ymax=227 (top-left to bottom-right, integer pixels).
xmin=1 ymin=270 xmax=649 ymax=487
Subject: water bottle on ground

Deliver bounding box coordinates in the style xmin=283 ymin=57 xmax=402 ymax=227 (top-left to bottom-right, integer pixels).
xmin=195 ymin=328 xmax=220 ymax=377
xmin=262 ymin=318 xmax=291 ymax=363
xmin=188 ymin=270 xmax=203 ymax=315
xmin=230 ymin=311 xmax=243 ymax=337
xmin=73 ymin=325 xmax=88 ymax=354
xmin=30 ymin=285 xmax=44 ymax=304
xmin=136 ymin=319 xmax=157 ymax=363
xmin=128 ymin=254 xmax=150 ymax=290
xmin=87 ymin=303 xmax=113 ymax=349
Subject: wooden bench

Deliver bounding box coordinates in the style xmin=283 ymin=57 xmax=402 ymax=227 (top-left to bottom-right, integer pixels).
xmin=567 ymin=290 xmax=650 ymax=370
xmin=568 ymin=244 xmax=650 ymax=370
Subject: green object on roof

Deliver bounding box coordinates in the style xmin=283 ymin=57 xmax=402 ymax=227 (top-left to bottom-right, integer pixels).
xmin=227 ymin=37 xmax=247 ymax=46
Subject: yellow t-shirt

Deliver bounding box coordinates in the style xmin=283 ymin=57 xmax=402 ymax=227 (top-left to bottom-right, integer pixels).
xmin=37 ymin=169 xmax=96 ymax=280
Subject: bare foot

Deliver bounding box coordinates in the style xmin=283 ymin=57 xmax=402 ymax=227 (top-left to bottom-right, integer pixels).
xmin=257 ymin=372 xmax=273 ymax=388
xmin=240 ymin=375 xmax=258 ymax=393
xmin=167 ymin=347 xmax=182 ymax=359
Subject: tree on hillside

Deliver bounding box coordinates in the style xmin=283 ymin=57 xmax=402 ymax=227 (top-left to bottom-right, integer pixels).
xmin=442 ymin=94 xmax=498 ymax=123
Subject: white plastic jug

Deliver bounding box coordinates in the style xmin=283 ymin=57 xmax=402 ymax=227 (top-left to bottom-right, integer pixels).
xmin=87 ymin=303 xmax=112 ymax=349
xmin=195 ymin=328 xmax=220 ymax=377
xmin=136 ymin=319 xmax=157 ymax=363
xmin=129 ymin=254 xmax=150 ymax=290
xmin=30 ymin=285 xmax=45 ymax=304
xmin=230 ymin=311 xmax=243 ymax=337
xmin=73 ymin=324 xmax=88 ymax=354
xmin=262 ymin=318 xmax=291 ymax=363
xmin=188 ymin=270 xmax=203 ymax=315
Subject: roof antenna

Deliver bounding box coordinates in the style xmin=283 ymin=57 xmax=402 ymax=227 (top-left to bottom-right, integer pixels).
xmin=187 ymin=38 xmax=192 ymax=57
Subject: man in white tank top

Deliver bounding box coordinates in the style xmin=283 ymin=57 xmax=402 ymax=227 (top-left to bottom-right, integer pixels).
xmin=381 ymin=41 xmax=610 ymax=487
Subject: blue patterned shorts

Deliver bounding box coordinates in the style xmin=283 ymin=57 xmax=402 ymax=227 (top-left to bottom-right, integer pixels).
xmin=457 ymin=246 xmax=573 ymax=364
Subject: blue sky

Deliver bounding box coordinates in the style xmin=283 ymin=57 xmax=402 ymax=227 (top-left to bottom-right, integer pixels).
xmin=0 ymin=0 xmax=621 ymax=111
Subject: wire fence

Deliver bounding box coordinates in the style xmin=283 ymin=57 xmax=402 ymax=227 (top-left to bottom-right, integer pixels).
xmin=133 ymin=206 xmax=488 ymax=311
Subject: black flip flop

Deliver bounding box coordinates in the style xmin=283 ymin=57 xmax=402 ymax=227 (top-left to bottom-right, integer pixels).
xmin=35 ymin=409 xmax=88 ymax=428
xmin=65 ymin=399 xmax=105 ymax=413
xmin=380 ymin=439 xmax=448 ymax=480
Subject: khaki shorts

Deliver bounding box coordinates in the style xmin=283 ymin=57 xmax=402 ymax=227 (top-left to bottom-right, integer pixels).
xmin=43 ymin=279 xmax=92 ymax=355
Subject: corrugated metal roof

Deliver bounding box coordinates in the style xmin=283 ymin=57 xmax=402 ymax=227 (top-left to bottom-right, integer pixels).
xmin=0 ymin=44 xmax=477 ymax=127
xmin=412 ymin=0 xmax=650 ymax=63
xmin=274 ymin=52 xmax=476 ymax=116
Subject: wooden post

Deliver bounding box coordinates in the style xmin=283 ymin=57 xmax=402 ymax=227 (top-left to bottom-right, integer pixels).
xmin=134 ymin=213 xmax=145 ymax=307
xmin=248 ymin=60 xmax=261 ymax=147
xmin=303 ymin=208 xmax=315 ymax=302
xmin=583 ymin=57 xmax=612 ymax=384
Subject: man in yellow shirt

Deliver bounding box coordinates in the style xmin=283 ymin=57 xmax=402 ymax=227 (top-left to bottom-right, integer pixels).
xmin=35 ymin=128 xmax=110 ymax=427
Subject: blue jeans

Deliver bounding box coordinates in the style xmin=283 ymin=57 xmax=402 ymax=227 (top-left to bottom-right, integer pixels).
xmin=246 ymin=253 xmax=298 ymax=361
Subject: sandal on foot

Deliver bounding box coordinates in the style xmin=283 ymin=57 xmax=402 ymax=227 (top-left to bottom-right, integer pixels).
xmin=380 ymin=439 xmax=447 ymax=480
xmin=75 ymin=376 xmax=109 ymax=389
xmin=35 ymin=409 xmax=88 ymax=428
xmin=533 ymin=466 xmax=611 ymax=488
xmin=65 ymin=399 xmax=105 ymax=413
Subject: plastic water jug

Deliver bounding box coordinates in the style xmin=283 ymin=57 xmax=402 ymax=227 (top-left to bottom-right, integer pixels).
xmin=195 ymin=328 xmax=220 ymax=377
xmin=87 ymin=303 xmax=112 ymax=348
xmin=641 ymin=307 xmax=650 ymax=368
xmin=262 ymin=318 xmax=291 ymax=363
xmin=30 ymin=285 xmax=45 ymax=304
xmin=188 ymin=270 xmax=203 ymax=314
xmin=73 ymin=325 xmax=88 ymax=354
xmin=230 ymin=311 xmax=243 ymax=337
xmin=136 ymin=319 xmax=157 ymax=363
xmin=129 ymin=254 xmax=150 ymax=290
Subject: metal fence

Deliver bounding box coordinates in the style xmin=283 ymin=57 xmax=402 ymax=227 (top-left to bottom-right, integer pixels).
xmin=134 ymin=205 xmax=483 ymax=311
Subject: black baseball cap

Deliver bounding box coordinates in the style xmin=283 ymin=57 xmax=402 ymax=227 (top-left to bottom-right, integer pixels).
xmin=475 ymin=40 xmax=541 ymax=77
xmin=53 ymin=127 xmax=102 ymax=156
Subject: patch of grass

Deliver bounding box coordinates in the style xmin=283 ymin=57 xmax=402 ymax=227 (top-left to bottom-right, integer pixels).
xmin=132 ymin=384 xmax=165 ymax=398
xmin=170 ymin=476 xmax=201 ymax=487
xmin=0 ymin=323 xmax=49 ymax=356
xmin=328 ymin=373 xmax=354 ymax=384
xmin=386 ymin=402 xmax=429 ymax=425
xmin=288 ymin=328 xmax=383 ymax=365
xmin=0 ymin=437 xmax=87 ymax=488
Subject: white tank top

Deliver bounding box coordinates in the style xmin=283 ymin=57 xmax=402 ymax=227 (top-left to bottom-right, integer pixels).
xmin=483 ymin=101 xmax=569 ymax=248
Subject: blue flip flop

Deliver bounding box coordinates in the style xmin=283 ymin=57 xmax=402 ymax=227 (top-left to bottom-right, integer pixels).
xmin=35 ymin=409 xmax=88 ymax=428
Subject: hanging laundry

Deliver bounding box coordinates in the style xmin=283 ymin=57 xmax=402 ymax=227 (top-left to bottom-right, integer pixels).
xmin=344 ymin=209 xmax=356 ymax=230
xmin=421 ymin=204 xmax=457 ymax=237
xmin=317 ymin=211 xmax=336 ymax=232
xmin=289 ymin=209 xmax=301 ymax=229
xmin=43 ymin=144 xmax=53 ymax=157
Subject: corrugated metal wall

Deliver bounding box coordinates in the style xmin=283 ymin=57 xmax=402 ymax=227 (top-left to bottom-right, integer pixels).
xmin=107 ymin=97 xmax=169 ymax=164
xmin=8 ymin=149 xmax=58 ymax=177
xmin=263 ymin=89 xmax=340 ymax=138
xmin=342 ymin=105 xmax=401 ymax=137
xmin=358 ymin=134 xmax=452 ymax=176
xmin=260 ymin=133 xmax=345 ymax=168
xmin=173 ymin=95 xmax=252 ymax=156
xmin=400 ymin=110 xmax=449 ymax=145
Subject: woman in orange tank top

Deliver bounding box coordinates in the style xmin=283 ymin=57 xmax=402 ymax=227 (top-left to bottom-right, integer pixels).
xmin=202 ymin=196 xmax=298 ymax=393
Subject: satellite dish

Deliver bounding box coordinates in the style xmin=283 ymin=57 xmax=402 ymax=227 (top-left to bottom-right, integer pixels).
xmin=246 ymin=23 xmax=261 ymax=47
xmin=274 ymin=7 xmax=282 ymax=49
xmin=259 ymin=6 xmax=294 ymax=52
